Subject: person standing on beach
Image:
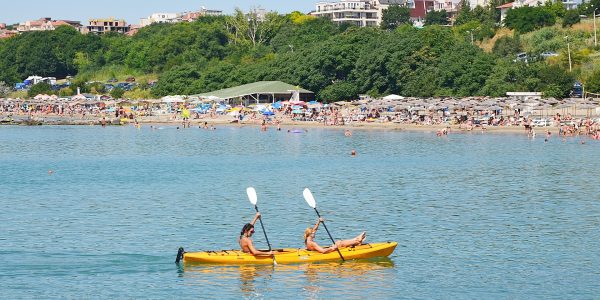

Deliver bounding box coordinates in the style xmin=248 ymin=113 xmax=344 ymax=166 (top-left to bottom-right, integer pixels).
xmin=239 ymin=212 xmax=274 ymax=256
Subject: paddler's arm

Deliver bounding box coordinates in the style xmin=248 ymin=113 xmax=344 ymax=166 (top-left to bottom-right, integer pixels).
xmin=250 ymin=212 xmax=260 ymax=226
xmin=247 ymin=240 xmax=274 ymax=257
xmin=312 ymin=217 xmax=323 ymax=233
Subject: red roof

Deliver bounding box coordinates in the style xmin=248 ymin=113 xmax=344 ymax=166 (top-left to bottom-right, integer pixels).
xmin=496 ymin=2 xmax=514 ymax=9
xmin=51 ymin=20 xmax=69 ymax=26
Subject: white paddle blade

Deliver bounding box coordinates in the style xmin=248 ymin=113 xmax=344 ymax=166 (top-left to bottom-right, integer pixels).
xmin=246 ymin=187 xmax=257 ymax=205
xmin=303 ymin=188 xmax=317 ymax=208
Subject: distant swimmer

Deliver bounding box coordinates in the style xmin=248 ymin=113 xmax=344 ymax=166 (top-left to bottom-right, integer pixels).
xmin=351 ymin=149 xmax=356 ymax=156
xmin=260 ymin=120 xmax=267 ymax=131
xmin=436 ymin=127 xmax=448 ymax=136
xmin=344 ymin=129 xmax=352 ymax=137
xmin=48 ymin=170 xmax=54 ymax=175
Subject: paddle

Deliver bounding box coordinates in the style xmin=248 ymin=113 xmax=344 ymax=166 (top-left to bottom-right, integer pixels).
xmin=246 ymin=187 xmax=277 ymax=265
xmin=302 ymin=188 xmax=345 ymax=261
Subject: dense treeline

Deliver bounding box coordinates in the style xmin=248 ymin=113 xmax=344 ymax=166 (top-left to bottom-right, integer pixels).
xmin=0 ymin=11 xmax=578 ymax=100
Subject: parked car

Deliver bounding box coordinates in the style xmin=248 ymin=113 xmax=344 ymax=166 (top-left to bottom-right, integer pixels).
xmin=541 ymin=51 xmax=558 ymax=58
xmin=514 ymin=52 xmax=528 ymax=63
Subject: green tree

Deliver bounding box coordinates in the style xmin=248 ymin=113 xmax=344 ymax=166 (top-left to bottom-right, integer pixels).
xmin=425 ymin=10 xmax=449 ymax=26
xmin=492 ymin=35 xmax=522 ymax=57
xmin=504 ymin=6 xmax=555 ymax=33
xmin=110 ymin=88 xmax=125 ymax=99
xmin=586 ymin=69 xmax=600 ymax=93
xmin=28 ymin=82 xmax=53 ymax=97
xmin=544 ymin=0 xmax=566 ymax=18
xmin=0 ymin=81 xmax=11 ymax=97
xmin=454 ymin=0 xmax=473 ymax=25
xmin=152 ymin=64 xmax=201 ymax=96
xmin=562 ymin=10 xmax=581 ymax=27
xmin=380 ymin=5 xmax=411 ymax=30
xmin=58 ymin=87 xmax=74 ymax=97
xmin=537 ymin=64 xmax=574 ymax=98
xmin=318 ymin=81 xmax=359 ymax=101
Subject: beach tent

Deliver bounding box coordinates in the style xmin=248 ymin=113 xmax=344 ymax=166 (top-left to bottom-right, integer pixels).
xmin=162 ymin=95 xmax=185 ymax=103
xmin=193 ymin=81 xmax=314 ymax=104
xmin=383 ymin=94 xmax=404 ymax=101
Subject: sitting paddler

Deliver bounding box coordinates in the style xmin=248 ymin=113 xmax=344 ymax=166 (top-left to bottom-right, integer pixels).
xmin=304 ymin=217 xmax=367 ymax=253
xmin=239 ymin=212 xmax=274 ymax=257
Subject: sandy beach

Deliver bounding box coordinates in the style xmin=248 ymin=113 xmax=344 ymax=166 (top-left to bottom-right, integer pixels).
xmin=1 ymin=112 xmax=565 ymax=135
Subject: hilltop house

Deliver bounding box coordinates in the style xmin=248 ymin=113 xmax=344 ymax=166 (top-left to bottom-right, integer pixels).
xmin=496 ymin=0 xmax=583 ymax=23
xmin=140 ymin=7 xmax=223 ymax=27
xmin=17 ymin=18 xmax=83 ymax=33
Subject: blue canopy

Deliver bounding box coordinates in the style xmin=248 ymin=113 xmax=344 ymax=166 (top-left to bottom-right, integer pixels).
xmin=272 ymin=101 xmax=283 ymax=109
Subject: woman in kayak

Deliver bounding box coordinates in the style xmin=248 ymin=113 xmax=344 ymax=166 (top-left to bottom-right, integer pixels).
xmin=239 ymin=212 xmax=274 ymax=256
xmin=304 ymin=217 xmax=366 ymax=253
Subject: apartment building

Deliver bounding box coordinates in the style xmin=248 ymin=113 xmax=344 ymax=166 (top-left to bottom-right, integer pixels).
xmin=86 ymin=18 xmax=130 ymax=34
xmin=313 ymin=0 xmax=407 ymax=27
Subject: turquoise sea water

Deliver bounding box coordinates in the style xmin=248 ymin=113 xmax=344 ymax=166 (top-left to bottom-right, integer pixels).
xmin=1 ymin=125 xmax=599 ymax=299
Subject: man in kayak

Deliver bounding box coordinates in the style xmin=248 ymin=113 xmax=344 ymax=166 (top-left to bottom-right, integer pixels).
xmin=304 ymin=217 xmax=366 ymax=253
xmin=239 ymin=212 xmax=274 ymax=256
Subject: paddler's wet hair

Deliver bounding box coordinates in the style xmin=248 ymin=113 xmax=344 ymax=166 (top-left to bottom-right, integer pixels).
xmin=240 ymin=223 xmax=254 ymax=237
xmin=304 ymin=228 xmax=313 ymax=243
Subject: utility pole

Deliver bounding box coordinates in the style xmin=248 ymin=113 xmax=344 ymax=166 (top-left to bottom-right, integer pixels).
xmin=594 ymin=8 xmax=598 ymax=47
xmin=565 ymin=36 xmax=572 ymax=72
xmin=466 ymin=30 xmax=473 ymax=45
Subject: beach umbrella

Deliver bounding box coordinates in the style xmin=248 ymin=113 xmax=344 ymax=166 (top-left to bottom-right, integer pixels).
xmin=382 ymin=94 xmax=404 ymax=101
xmin=393 ymin=105 xmax=409 ymax=111
xmin=307 ymin=101 xmax=322 ymax=109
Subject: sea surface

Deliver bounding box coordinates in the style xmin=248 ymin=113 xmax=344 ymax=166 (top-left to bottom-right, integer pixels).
xmin=1 ymin=125 xmax=599 ymax=299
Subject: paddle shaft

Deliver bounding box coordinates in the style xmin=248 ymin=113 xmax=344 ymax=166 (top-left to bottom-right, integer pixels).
xmin=254 ymin=205 xmax=272 ymax=251
xmin=314 ymin=208 xmax=345 ymax=261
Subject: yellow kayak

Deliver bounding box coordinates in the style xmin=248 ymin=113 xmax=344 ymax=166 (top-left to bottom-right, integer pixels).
xmin=181 ymin=242 xmax=397 ymax=265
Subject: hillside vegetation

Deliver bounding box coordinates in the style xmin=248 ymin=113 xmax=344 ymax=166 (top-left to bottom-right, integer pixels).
xmin=1 ymin=5 xmax=600 ymax=100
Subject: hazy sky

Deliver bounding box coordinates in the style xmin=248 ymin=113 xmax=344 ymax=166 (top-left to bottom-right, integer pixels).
xmin=0 ymin=0 xmax=316 ymax=25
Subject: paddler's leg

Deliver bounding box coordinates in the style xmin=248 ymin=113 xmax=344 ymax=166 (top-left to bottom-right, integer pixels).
xmin=334 ymin=232 xmax=366 ymax=248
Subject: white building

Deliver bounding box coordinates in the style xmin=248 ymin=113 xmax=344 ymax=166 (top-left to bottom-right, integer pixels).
xmin=469 ymin=0 xmax=489 ymax=10
xmin=560 ymin=0 xmax=583 ymax=10
xmin=140 ymin=7 xmax=223 ymax=27
xmin=496 ymin=0 xmax=582 ymax=23
xmin=140 ymin=13 xmax=180 ymax=27
xmin=313 ymin=0 xmax=408 ymax=27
